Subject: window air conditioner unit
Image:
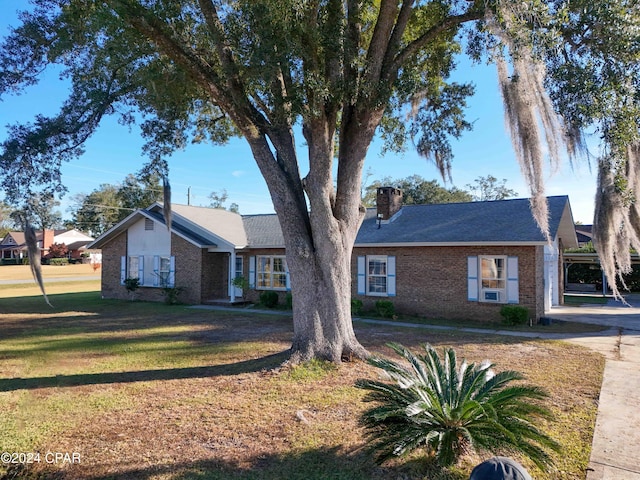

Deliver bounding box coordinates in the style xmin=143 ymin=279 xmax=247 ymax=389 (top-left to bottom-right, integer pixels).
xmin=484 ymin=291 xmax=500 ymax=302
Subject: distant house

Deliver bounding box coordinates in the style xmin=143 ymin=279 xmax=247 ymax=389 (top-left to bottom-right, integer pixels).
xmin=88 ymin=190 xmax=577 ymax=322
xmin=0 ymin=229 xmax=95 ymax=263
xmin=575 ymin=224 xmax=593 ymax=247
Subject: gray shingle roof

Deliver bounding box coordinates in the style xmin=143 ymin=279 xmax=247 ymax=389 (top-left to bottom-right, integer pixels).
xmin=89 ymin=196 xmax=576 ymax=251
xmin=356 ymin=195 xmax=572 ymax=244
xmin=242 ymin=214 xmax=284 ymax=247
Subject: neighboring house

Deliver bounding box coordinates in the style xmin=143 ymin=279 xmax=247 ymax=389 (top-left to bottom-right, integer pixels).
xmin=88 ymin=189 xmax=577 ymax=322
xmin=575 ymin=224 xmax=593 ymax=247
xmin=0 ymin=229 xmax=95 ymax=262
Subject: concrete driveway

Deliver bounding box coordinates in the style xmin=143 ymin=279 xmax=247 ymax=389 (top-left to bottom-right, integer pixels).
xmin=548 ymin=295 xmax=640 ymax=479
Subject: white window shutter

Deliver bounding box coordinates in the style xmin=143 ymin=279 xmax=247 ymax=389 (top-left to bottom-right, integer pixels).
xmin=120 ymin=256 xmax=126 ymax=285
xmin=507 ymin=256 xmax=519 ymax=304
xmin=467 ymin=256 xmax=478 ymax=301
xmin=285 ymin=260 xmax=291 ymax=291
xmin=387 ymin=256 xmax=396 ymax=296
xmin=138 ymin=256 xmax=145 ymax=285
xmin=168 ymin=256 xmax=176 ymax=287
xmin=249 ymin=256 xmax=256 ymax=288
xmin=357 ymin=256 xmax=366 ymax=295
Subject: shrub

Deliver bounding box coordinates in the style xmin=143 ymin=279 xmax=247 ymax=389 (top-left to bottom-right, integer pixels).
xmin=351 ymin=298 xmax=363 ymax=315
xmin=162 ymin=286 xmax=185 ymax=305
xmin=259 ymin=290 xmax=279 ymax=308
xmin=500 ymin=305 xmax=529 ymax=325
xmin=375 ymin=299 xmax=395 ymax=318
xmin=48 ymin=258 xmax=69 ymax=266
xmin=124 ymin=277 xmax=140 ymax=300
xmin=231 ymin=275 xmax=249 ymax=291
xmin=356 ymin=343 xmax=560 ymax=470
xmin=286 ymin=292 xmax=293 ymax=309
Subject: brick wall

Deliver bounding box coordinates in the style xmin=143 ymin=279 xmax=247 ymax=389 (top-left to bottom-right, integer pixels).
xmin=171 ymin=234 xmax=203 ymax=304
xmin=100 ymin=231 xmax=213 ymax=304
xmin=101 ymin=231 xmax=128 ymax=301
xmin=351 ymin=245 xmax=545 ymax=323
xmin=200 ymin=251 xmax=228 ymax=302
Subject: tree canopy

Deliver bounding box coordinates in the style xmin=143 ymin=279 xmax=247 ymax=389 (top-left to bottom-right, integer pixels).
xmin=0 ymin=1 xmax=638 ymax=359
xmin=70 ymin=172 xmax=164 ymax=236
xmin=10 ymin=193 xmax=63 ymax=230
xmin=208 ymin=189 xmax=239 ymax=213
xmin=466 ymin=174 xmax=517 ymax=201
xmin=362 ymin=174 xmax=472 ymax=206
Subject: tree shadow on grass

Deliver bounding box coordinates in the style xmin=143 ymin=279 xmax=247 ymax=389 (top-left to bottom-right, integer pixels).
xmin=8 ymin=446 xmax=462 ymax=480
xmin=0 ymin=350 xmax=290 ymax=392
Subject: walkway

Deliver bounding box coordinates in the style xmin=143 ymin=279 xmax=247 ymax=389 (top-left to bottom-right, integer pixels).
xmin=195 ymin=300 xmax=640 ymax=479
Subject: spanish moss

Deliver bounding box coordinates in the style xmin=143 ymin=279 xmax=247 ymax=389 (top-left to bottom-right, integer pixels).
xmin=594 ymin=144 xmax=640 ymax=299
xmin=488 ymin=5 xmax=572 ymax=240
xmin=24 ymin=222 xmax=52 ymax=308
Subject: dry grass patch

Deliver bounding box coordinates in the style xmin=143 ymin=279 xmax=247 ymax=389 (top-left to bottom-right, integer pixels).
xmin=0 ymin=264 xmax=99 ymax=281
xmin=0 ymin=292 xmax=604 ymax=480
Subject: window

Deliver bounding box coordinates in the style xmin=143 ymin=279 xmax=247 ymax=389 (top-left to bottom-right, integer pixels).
xmin=480 ymin=256 xmax=506 ymax=302
xmin=368 ymin=256 xmax=388 ymax=295
xmin=357 ymin=255 xmax=396 ymax=297
xmin=121 ymin=255 xmax=174 ymax=288
xmin=256 ymin=256 xmax=288 ymax=290
xmin=158 ymin=256 xmax=171 ymax=287
xmin=468 ymin=255 xmax=518 ymax=304
xmin=128 ymin=256 xmax=140 ymax=280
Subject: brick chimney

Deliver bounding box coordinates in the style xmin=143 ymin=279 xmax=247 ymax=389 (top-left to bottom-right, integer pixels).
xmin=42 ymin=229 xmax=55 ymax=254
xmin=376 ymin=187 xmax=403 ymax=220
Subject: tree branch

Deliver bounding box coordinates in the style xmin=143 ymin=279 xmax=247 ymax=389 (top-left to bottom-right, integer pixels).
xmin=392 ymin=10 xmax=485 ymax=73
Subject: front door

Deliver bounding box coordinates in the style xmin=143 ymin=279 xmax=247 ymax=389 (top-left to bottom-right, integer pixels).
xmin=234 ymin=255 xmax=244 ymax=297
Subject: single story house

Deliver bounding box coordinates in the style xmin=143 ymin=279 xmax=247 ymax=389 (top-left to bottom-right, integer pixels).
xmin=0 ymin=228 xmax=95 ymax=262
xmin=88 ymin=189 xmax=577 ymax=322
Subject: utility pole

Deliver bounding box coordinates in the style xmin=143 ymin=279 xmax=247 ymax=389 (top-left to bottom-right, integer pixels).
xmin=187 ymin=187 xmax=191 ymax=205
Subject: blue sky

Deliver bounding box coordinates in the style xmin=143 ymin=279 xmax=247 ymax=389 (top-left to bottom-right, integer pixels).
xmin=0 ymin=3 xmax=598 ymax=224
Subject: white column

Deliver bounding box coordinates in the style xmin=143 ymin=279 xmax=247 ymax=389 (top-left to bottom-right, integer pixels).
xmin=229 ymin=251 xmax=236 ymax=303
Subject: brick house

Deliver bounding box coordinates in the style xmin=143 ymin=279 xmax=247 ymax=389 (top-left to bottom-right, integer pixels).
xmin=0 ymin=228 xmax=95 ymax=263
xmin=88 ymin=190 xmax=577 ymax=321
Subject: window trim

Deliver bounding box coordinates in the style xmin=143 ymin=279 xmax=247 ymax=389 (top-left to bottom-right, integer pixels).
xmin=366 ymin=255 xmax=389 ymax=297
xmin=255 ymin=255 xmax=289 ymax=291
xmin=479 ymin=255 xmax=507 ymax=303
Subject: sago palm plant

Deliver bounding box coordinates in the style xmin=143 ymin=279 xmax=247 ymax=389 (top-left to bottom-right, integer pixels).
xmin=356 ymin=343 xmax=561 ymax=471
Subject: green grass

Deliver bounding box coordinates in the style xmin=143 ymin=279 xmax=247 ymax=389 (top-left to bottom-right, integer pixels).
xmin=0 ymin=290 xmax=604 ymax=480
xmin=354 ymin=310 xmax=609 ymax=334
xmin=564 ymin=294 xmax=609 ymax=305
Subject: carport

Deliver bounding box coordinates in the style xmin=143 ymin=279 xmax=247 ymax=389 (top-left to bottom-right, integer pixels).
xmin=564 ymin=252 xmax=640 ymax=296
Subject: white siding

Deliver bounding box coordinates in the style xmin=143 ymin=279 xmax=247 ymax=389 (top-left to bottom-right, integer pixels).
xmin=127 ymin=218 xmax=171 ymax=287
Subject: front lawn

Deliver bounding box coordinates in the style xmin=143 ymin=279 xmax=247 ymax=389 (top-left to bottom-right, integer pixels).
xmin=0 ymin=291 xmax=604 ymax=479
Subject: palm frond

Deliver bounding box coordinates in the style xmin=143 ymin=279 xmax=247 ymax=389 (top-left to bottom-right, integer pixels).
xmin=356 ymin=343 xmax=560 ymax=471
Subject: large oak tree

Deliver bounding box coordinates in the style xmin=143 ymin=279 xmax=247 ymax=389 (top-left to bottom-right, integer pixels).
xmin=0 ymin=1 xmax=638 ymax=362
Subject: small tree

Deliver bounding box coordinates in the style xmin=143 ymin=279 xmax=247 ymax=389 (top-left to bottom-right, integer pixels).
xmin=357 ymin=343 xmax=560 ymax=471
xmin=46 ymin=242 xmax=69 ymax=259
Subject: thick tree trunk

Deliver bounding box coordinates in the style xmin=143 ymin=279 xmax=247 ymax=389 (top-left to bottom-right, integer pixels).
xmin=285 ymin=232 xmax=368 ymax=363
